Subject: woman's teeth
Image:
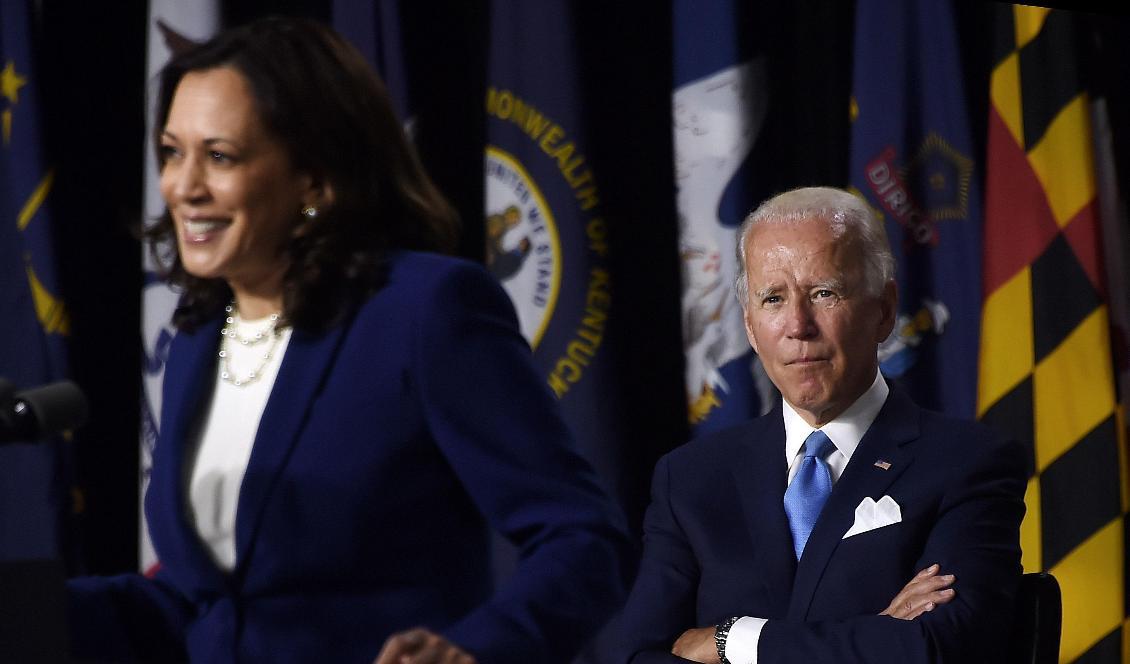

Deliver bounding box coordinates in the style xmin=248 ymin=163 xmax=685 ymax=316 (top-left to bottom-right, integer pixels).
xmin=184 ymin=219 xmax=227 ymax=235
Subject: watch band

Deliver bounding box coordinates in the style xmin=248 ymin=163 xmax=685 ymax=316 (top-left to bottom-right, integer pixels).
xmin=715 ymin=616 xmax=741 ymax=664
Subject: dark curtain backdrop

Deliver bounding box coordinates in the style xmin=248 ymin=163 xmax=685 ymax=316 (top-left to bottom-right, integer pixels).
xmin=25 ymin=1 xmax=1130 ymax=575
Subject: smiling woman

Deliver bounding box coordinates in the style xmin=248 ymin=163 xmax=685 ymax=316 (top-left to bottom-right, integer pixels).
xmin=65 ymin=16 xmax=629 ymax=664
xmin=158 ymin=67 xmax=319 ymax=314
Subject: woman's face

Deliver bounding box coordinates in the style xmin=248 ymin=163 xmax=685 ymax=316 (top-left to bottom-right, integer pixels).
xmin=159 ymin=66 xmax=316 ymax=292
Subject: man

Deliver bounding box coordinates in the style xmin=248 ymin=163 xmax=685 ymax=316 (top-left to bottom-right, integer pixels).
xmin=614 ymin=187 xmax=1026 ymax=663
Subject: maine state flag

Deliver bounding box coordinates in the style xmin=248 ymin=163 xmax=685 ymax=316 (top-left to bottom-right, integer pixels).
xmin=849 ymin=0 xmax=982 ymax=418
xmin=673 ymin=0 xmax=770 ymax=433
xmin=484 ymin=2 xmax=624 ymax=486
xmin=0 ymin=0 xmax=70 ymax=559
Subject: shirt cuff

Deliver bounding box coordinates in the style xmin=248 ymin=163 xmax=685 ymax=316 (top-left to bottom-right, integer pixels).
xmin=724 ymin=616 xmax=767 ymax=664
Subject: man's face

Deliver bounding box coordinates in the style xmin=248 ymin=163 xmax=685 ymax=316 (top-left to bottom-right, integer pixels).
xmin=741 ymin=216 xmax=896 ymax=426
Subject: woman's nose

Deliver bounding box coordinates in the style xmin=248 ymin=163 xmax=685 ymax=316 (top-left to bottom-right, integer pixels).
xmin=163 ymin=156 xmax=208 ymax=202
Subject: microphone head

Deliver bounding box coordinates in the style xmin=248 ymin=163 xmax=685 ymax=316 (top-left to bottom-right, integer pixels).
xmin=11 ymin=381 xmax=89 ymax=440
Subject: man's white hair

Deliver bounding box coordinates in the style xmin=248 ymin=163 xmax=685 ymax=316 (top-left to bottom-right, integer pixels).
xmin=734 ymin=186 xmax=895 ymax=307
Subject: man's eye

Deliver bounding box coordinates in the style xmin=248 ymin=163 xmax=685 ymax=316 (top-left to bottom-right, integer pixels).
xmin=812 ymin=289 xmax=841 ymax=307
xmin=762 ymin=295 xmax=781 ymax=305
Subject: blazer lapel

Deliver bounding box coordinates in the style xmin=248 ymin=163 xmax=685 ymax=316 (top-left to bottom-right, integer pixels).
xmin=730 ymin=407 xmax=797 ymax=618
xmin=146 ymin=319 xmax=230 ymax=594
xmin=786 ymin=386 xmax=921 ymax=621
xmin=232 ymin=322 xmax=347 ymax=577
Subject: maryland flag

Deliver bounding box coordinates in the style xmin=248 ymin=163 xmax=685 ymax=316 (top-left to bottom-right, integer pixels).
xmin=978 ymin=6 xmax=1127 ymax=662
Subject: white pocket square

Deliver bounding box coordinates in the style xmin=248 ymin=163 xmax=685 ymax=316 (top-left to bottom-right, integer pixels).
xmin=842 ymin=495 xmax=902 ymax=539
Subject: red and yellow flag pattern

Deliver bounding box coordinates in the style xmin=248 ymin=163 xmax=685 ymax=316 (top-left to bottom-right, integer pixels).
xmin=978 ymin=6 xmax=1128 ymax=662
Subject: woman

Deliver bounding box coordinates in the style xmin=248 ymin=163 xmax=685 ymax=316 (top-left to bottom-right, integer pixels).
xmin=68 ymin=17 xmax=629 ymax=664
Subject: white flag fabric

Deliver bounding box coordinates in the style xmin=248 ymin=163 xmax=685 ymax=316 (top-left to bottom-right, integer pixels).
xmin=139 ymin=2 xmax=219 ymax=574
xmin=673 ymin=0 xmax=772 ymax=433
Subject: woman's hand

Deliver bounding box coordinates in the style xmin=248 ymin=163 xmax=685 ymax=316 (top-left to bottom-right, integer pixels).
xmin=880 ymin=563 xmax=956 ymax=620
xmin=373 ymin=628 xmax=477 ymax=664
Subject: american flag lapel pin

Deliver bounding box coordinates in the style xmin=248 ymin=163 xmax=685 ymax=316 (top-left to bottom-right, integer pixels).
xmin=873 ymin=460 xmax=892 ymax=471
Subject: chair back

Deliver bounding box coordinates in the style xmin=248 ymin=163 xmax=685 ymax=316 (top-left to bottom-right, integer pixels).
xmin=1007 ymin=572 xmax=1061 ymax=664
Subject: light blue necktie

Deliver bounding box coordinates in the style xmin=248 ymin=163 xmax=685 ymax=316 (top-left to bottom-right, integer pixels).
xmin=783 ymin=430 xmax=836 ymax=560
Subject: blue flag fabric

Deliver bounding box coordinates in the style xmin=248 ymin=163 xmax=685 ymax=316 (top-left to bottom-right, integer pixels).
xmin=484 ymin=2 xmax=623 ymax=487
xmin=849 ymin=0 xmax=982 ymax=418
xmin=673 ymin=0 xmax=770 ymax=433
xmin=0 ymin=0 xmax=69 ymax=559
xmin=332 ymin=0 xmax=412 ymax=127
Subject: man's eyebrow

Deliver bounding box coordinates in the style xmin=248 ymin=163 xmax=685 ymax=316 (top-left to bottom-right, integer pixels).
xmin=809 ymin=278 xmax=846 ymax=291
xmin=753 ymin=285 xmax=780 ymax=300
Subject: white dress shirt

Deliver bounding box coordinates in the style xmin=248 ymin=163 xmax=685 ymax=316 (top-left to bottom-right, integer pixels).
xmin=725 ymin=370 xmax=890 ymax=664
xmin=187 ymin=317 xmax=291 ymax=571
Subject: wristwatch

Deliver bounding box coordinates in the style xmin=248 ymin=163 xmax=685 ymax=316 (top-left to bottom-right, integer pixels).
xmin=714 ymin=616 xmax=741 ymax=664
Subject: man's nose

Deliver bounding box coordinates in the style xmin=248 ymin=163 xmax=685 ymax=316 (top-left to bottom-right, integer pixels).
xmin=784 ymin=298 xmax=818 ymax=339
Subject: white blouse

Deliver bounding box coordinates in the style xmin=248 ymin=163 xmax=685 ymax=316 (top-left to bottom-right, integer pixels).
xmin=186 ymin=314 xmax=292 ymax=571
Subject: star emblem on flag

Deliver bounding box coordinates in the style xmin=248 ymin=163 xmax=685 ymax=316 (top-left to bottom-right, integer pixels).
xmin=1 ymin=59 xmax=28 ymax=145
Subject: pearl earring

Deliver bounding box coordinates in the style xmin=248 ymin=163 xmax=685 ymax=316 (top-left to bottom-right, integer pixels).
xmin=301 ymin=205 xmax=318 ymax=219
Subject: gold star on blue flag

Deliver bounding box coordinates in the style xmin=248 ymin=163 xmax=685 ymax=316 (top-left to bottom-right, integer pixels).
xmin=0 ymin=0 xmax=72 ymax=560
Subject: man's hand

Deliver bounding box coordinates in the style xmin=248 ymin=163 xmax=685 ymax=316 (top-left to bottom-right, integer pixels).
xmin=373 ymin=628 xmax=477 ymax=664
xmin=880 ymin=563 xmax=956 ymax=620
xmin=671 ymin=625 xmax=720 ymax=663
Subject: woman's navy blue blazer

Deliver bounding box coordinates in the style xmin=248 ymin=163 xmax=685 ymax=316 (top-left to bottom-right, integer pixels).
xmin=68 ymin=251 xmax=631 ymax=663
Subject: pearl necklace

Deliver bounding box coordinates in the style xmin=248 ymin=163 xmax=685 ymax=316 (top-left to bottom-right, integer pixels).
xmin=218 ymin=303 xmax=282 ymax=387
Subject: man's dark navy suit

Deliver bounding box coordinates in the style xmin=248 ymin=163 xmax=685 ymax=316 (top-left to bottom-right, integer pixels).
xmin=615 ymin=384 xmax=1027 ymax=663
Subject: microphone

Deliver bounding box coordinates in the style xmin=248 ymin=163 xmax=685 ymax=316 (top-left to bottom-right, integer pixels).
xmin=0 ymin=379 xmax=89 ymax=444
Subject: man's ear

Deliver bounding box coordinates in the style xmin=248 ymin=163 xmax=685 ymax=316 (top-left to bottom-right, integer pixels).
xmin=743 ymin=305 xmax=760 ymax=354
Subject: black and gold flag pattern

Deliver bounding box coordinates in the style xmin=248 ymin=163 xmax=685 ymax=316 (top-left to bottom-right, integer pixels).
xmin=978 ymin=6 xmax=1127 ymax=662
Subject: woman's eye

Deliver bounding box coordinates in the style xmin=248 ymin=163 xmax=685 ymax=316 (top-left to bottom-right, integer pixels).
xmin=209 ymin=150 xmax=232 ymax=163
xmin=158 ymin=144 xmax=180 ymax=160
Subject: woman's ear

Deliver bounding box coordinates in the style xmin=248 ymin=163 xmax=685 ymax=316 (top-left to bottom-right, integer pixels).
xmin=303 ymin=175 xmax=335 ymax=212
xmin=294 ymin=177 xmax=336 ymax=237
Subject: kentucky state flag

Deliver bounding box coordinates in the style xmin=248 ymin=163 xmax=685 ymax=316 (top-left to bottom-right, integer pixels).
xmin=0 ymin=0 xmax=70 ymax=559
xmin=673 ymin=0 xmax=770 ymax=434
xmin=483 ymin=2 xmax=624 ymax=487
xmin=849 ymin=0 xmax=983 ymax=419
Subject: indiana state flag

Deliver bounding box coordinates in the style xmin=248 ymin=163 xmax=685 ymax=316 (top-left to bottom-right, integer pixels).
xmin=674 ymin=0 xmax=771 ymax=433
xmin=0 ymin=0 xmax=70 ymax=559
xmin=849 ymin=0 xmax=982 ymax=418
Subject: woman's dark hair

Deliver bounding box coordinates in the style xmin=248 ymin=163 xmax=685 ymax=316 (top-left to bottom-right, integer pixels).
xmin=148 ymin=16 xmax=458 ymax=331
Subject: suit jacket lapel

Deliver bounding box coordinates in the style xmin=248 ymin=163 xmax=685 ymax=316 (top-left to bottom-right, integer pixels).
xmin=146 ymin=319 xmax=229 ymax=594
xmin=786 ymin=386 xmax=921 ymax=621
xmin=232 ymin=323 xmax=346 ymax=577
xmin=730 ymin=407 xmax=797 ymax=618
